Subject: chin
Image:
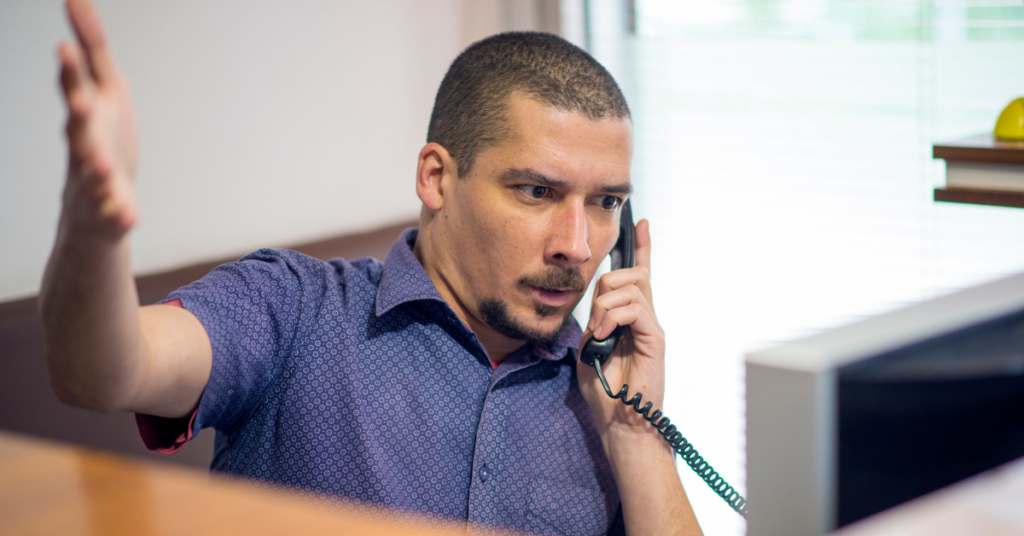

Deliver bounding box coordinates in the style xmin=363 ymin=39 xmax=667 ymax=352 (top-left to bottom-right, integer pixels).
xmin=524 ymin=313 xmax=568 ymax=331
xmin=480 ymin=297 xmax=574 ymax=345
xmin=522 ymin=302 xmax=579 ymax=330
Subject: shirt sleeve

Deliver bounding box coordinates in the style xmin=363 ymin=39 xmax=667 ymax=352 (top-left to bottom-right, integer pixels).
xmin=607 ymin=504 xmax=626 ymax=536
xmin=159 ymin=248 xmax=325 ymax=445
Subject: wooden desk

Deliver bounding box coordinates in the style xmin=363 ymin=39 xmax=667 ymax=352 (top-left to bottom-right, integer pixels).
xmin=0 ymin=431 xmax=502 ymax=536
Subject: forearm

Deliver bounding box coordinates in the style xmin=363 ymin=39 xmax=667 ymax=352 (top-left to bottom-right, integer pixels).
xmin=40 ymin=208 xmax=146 ymax=413
xmin=604 ymin=430 xmax=703 ymax=536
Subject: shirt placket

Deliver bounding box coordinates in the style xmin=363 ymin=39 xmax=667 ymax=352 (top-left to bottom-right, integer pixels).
xmin=466 ymin=350 xmax=541 ymax=527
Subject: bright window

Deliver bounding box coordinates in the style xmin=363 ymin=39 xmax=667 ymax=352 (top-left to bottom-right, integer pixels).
xmin=571 ymin=1 xmax=1024 ymax=533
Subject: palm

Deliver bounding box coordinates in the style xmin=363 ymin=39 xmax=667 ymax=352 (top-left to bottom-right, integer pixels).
xmin=579 ymin=326 xmax=666 ymax=436
xmin=93 ymin=80 xmax=138 ymax=182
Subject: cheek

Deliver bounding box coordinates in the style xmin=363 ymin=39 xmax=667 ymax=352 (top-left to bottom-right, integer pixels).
xmin=585 ymin=230 xmax=619 ymax=276
xmin=451 ymin=195 xmax=523 ymax=286
xmin=457 ymin=196 xmax=546 ymax=288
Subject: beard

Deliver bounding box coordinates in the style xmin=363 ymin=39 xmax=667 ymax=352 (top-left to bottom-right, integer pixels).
xmin=478 ymin=265 xmax=587 ymax=345
xmin=479 ymin=297 xmax=574 ymax=345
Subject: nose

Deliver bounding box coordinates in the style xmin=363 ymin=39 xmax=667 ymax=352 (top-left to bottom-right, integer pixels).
xmin=546 ymin=200 xmax=591 ymax=266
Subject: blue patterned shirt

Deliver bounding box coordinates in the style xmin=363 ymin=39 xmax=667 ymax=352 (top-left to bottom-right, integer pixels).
xmin=166 ymin=229 xmax=625 ymax=535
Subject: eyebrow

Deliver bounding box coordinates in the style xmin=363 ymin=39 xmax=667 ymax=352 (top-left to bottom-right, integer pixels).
xmin=499 ymin=167 xmax=633 ymax=195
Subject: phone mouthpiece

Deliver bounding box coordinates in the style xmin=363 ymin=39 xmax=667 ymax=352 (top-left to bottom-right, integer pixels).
xmin=579 ymin=327 xmax=624 ymax=367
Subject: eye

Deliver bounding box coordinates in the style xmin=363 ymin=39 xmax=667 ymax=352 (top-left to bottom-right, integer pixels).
xmin=598 ymin=195 xmax=622 ymax=211
xmin=519 ymin=185 xmax=551 ymax=199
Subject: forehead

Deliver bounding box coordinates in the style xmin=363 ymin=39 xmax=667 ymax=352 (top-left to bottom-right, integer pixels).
xmin=490 ymin=94 xmax=633 ymax=190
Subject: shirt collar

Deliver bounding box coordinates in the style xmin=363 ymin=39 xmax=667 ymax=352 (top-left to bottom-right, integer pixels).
xmin=375 ymin=228 xmax=446 ymax=316
xmin=375 ymin=227 xmax=583 ymax=362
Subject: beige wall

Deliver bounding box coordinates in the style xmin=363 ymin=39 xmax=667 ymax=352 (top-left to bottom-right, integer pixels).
xmin=0 ymin=0 xmax=562 ymax=302
xmin=462 ymin=0 xmax=561 ymax=44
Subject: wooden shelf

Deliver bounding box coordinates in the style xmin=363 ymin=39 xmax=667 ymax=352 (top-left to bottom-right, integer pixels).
xmin=934 ymin=187 xmax=1024 ymax=209
xmin=933 ymin=133 xmax=1024 ymax=166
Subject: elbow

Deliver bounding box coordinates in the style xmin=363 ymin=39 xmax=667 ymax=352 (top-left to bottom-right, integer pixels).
xmin=48 ymin=375 xmax=120 ymax=414
xmin=45 ymin=348 xmax=124 ymax=414
xmin=49 ymin=377 xmax=86 ymax=409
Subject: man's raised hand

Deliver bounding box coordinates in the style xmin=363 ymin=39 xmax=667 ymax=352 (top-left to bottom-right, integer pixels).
xmin=58 ymin=0 xmax=139 ymax=238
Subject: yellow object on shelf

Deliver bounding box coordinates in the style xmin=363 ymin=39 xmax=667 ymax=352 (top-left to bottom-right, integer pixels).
xmin=994 ymin=97 xmax=1024 ymax=141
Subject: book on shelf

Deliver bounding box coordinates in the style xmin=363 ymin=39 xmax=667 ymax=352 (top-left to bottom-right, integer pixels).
xmin=945 ymin=162 xmax=1024 ymax=193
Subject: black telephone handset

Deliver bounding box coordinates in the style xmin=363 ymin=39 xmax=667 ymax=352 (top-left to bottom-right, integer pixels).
xmin=579 ymin=199 xmax=635 ymax=368
xmin=578 ymin=200 xmax=748 ymax=518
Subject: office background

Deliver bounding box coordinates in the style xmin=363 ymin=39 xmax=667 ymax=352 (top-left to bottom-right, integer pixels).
xmin=2 ymin=1 xmax=1024 ymax=534
xmin=580 ymin=1 xmax=1024 ymax=533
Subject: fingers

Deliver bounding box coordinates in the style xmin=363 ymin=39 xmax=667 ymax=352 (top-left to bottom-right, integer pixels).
xmin=65 ymin=0 xmax=118 ymax=85
xmin=59 ymin=41 xmax=114 ymax=206
xmin=595 ymin=265 xmax=653 ymax=308
xmin=69 ymin=154 xmax=136 ymax=236
xmin=587 ymin=223 xmax=658 ymax=340
xmin=592 ymin=302 xmax=650 ymax=342
xmin=59 ymin=41 xmax=104 ymax=183
xmin=58 ymin=42 xmax=84 ymax=98
xmin=59 ymin=42 xmax=91 ymax=115
xmin=588 ymin=284 xmax=655 ymax=340
xmin=59 ymin=43 xmax=93 ymax=160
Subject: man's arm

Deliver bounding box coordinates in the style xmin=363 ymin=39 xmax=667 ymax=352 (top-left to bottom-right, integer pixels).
xmin=41 ymin=0 xmax=211 ymax=419
xmin=578 ymin=219 xmax=704 ymax=535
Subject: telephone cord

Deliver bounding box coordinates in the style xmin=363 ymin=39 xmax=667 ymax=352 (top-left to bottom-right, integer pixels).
xmin=592 ymin=358 xmax=748 ymax=518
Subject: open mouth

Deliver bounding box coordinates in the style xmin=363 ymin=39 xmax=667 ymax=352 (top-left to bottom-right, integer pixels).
xmin=530 ymin=286 xmax=573 ymax=307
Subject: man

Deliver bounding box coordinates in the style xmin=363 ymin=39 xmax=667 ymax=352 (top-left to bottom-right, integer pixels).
xmin=42 ymin=0 xmax=702 ymax=534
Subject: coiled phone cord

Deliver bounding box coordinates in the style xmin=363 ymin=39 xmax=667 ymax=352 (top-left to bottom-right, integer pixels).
xmin=592 ymin=358 xmax=749 ymax=518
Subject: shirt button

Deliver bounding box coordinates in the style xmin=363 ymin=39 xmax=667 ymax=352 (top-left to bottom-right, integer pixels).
xmin=479 ymin=464 xmax=490 ymax=483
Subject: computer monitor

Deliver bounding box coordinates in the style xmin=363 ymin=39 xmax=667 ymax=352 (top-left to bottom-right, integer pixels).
xmin=746 ymin=271 xmax=1024 ymax=536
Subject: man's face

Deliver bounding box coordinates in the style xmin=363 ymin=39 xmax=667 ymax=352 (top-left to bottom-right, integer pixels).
xmin=437 ymin=93 xmax=633 ymax=344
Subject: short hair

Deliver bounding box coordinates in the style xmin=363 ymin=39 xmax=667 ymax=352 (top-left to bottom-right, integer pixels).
xmin=427 ymin=32 xmax=631 ymax=178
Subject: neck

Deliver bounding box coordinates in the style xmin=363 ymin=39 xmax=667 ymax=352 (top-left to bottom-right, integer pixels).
xmin=413 ymin=219 xmax=527 ymax=364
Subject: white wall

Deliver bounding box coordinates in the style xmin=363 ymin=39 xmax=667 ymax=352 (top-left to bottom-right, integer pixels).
xmin=0 ymin=0 xmax=475 ymax=302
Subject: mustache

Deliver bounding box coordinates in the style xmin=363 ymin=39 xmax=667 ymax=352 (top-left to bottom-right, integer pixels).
xmin=519 ymin=267 xmax=587 ymax=293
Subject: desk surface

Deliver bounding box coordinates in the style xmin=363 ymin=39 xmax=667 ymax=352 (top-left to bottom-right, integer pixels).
xmin=0 ymin=431 xmax=500 ymax=536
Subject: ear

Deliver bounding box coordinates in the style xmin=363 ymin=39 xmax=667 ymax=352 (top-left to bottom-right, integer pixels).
xmin=416 ymin=142 xmax=457 ymax=211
